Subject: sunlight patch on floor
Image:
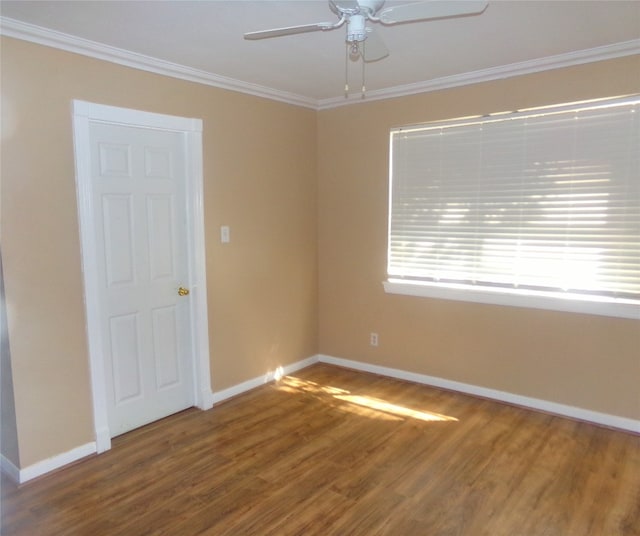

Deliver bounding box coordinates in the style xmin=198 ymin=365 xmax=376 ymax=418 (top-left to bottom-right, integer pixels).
xmin=277 ymin=375 xmax=458 ymax=423
xmin=334 ymin=394 xmax=458 ymax=422
xmin=273 ymin=366 xmax=285 ymax=381
xmin=278 ymin=375 xmax=349 ymax=395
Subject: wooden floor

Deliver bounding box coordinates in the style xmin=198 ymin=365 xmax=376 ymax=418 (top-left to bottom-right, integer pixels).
xmin=2 ymin=363 xmax=639 ymax=535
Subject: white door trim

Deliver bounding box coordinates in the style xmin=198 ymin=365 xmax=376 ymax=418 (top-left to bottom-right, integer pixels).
xmin=72 ymin=100 xmax=213 ymax=453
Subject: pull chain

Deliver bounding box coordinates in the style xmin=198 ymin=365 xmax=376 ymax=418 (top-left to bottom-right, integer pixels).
xmin=361 ymin=39 xmax=366 ymax=99
xmin=344 ymin=43 xmax=349 ymax=98
xmin=344 ymin=40 xmax=367 ymax=99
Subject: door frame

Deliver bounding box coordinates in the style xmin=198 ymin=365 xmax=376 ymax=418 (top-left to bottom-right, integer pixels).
xmin=72 ymin=100 xmax=213 ymax=453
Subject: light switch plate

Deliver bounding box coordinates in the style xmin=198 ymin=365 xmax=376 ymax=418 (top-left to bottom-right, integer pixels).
xmin=220 ymin=225 xmax=230 ymax=243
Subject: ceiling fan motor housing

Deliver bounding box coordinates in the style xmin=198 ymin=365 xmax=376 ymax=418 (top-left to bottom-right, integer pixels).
xmin=357 ymin=0 xmax=386 ymax=15
xmin=331 ymin=0 xmax=386 ymax=19
xmin=347 ymin=14 xmax=367 ymax=42
xmin=334 ymin=0 xmax=386 ymax=43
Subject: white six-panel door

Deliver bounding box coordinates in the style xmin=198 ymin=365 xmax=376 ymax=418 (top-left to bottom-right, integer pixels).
xmin=89 ymin=121 xmax=195 ymax=437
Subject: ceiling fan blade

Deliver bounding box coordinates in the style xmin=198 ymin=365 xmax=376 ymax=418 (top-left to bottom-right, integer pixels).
xmin=378 ymin=0 xmax=488 ymax=24
xmin=244 ymin=22 xmax=336 ymax=40
xmin=363 ymin=28 xmax=389 ymax=62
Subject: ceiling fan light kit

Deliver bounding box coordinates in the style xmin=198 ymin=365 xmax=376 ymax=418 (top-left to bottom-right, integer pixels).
xmin=244 ymin=0 xmax=489 ymax=98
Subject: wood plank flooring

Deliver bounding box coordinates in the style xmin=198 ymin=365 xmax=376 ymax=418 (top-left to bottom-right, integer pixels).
xmin=2 ymin=363 xmax=639 ymax=535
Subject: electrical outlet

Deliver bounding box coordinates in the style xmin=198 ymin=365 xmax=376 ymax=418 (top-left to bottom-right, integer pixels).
xmin=370 ymin=332 xmax=379 ymax=347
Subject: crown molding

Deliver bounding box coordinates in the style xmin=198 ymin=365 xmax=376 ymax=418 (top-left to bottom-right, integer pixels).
xmin=0 ymin=17 xmax=318 ymax=110
xmin=318 ymin=39 xmax=640 ymax=110
xmin=2 ymin=16 xmax=638 ymax=111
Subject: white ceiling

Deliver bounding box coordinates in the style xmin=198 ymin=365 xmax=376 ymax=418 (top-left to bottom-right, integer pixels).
xmin=1 ymin=0 xmax=639 ymax=108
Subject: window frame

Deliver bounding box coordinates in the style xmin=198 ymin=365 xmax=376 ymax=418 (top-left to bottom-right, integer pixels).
xmin=384 ymin=96 xmax=640 ymax=320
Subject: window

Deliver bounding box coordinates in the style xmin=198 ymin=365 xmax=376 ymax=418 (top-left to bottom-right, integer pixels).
xmin=386 ymin=96 xmax=640 ymax=319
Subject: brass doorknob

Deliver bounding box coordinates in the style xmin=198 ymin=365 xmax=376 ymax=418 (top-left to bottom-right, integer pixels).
xmin=178 ymin=286 xmax=190 ymax=296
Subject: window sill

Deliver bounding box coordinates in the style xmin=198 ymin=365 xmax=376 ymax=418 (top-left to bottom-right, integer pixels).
xmin=383 ymin=279 xmax=640 ymax=320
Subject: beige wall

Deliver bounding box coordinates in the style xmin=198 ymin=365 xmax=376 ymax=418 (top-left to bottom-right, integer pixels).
xmin=317 ymin=56 xmax=640 ymax=420
xmin=1 ymin=37 xmax=318 ymax=467
xmin=1 ymin=34 xmax=638 ymax=471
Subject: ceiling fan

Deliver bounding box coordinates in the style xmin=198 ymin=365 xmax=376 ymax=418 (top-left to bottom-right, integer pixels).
xmin=244 ymin=0 xmax=489 ymax=63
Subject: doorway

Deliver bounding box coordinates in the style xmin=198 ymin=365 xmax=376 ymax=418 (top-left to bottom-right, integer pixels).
xmin=72 ymin=101 xmax=212 ymax=453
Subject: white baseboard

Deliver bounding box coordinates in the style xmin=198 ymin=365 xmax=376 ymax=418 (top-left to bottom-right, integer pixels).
xmin=5 ymin=442 xmax=97 ymax=484
xmin=211 ymin=355 xmax=319 ymax=405
xmin=317 ymin=354 xmax=640 ymax=434
xmin=7 ymin=352 xmax=636 ymax=484
xmin=2 ymin=356 xmax=316 ymax=483
xmin=1 ymin=453 xmax=20 ymax=483
xmin=19 ymin=442 xmax=97 ymax=483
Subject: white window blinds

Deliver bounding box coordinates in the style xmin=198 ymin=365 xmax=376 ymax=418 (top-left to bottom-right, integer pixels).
xmin=388 ymin=96 xmax=640 ymax=302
